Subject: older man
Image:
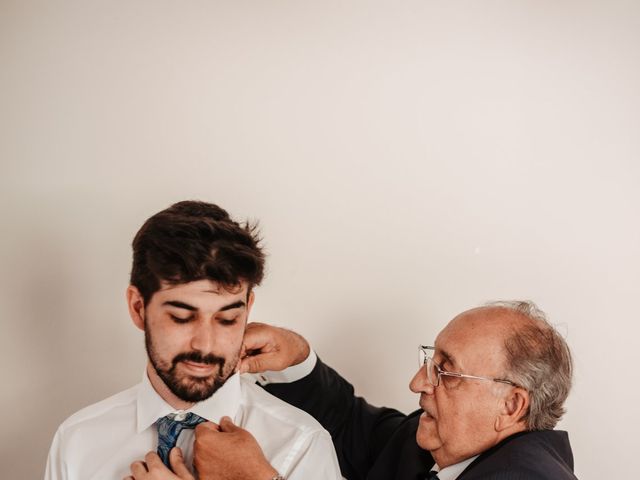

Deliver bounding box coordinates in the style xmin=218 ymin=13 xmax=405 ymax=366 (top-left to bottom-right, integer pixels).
xmin=175 ymin=300 xmax=577 ymax=479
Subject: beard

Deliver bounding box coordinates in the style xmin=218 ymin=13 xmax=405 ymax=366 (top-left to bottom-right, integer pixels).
xmin=144 ymin=320 xmax=239 ymax=402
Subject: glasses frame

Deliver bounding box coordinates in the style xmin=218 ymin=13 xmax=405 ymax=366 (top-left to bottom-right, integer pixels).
xmin=419 ymin=345 xmax=520 ymax=388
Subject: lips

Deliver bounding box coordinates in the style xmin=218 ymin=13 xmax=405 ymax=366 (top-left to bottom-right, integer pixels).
xmin=419 ymin=402 xmax=436 ymax=420
xmin=180 ymin=360 xmax=216 ymax=376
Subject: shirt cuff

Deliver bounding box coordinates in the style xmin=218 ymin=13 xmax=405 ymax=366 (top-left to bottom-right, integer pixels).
xmin=251 ymin=350 xmax=318 ymax=385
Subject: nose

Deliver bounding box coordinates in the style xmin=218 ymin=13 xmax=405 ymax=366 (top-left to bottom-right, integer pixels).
xmin=409 ymin=365 xmax=435 ymax=395
xmin=190 ymin=320 xmax=216 ymax=353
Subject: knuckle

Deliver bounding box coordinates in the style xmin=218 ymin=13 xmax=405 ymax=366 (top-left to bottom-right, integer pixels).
xmin=194 ymin=434 xmax=209 ymax=450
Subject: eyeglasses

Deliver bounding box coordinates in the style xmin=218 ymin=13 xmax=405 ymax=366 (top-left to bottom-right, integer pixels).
xmin=419 ymin=345 xmax=520 ymax=388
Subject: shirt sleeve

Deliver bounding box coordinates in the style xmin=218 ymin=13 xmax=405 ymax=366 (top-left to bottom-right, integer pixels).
xmin=252 ymin=350 xmax=318 ymax=385
xmin=44 ymin=427 xmax=66 ymax=480
xmin=283 ymin=429 xmax=343 ymax=480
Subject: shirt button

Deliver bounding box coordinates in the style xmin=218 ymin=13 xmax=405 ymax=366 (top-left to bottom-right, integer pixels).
xmin=174 ymin=412 xmax=187 ymax=421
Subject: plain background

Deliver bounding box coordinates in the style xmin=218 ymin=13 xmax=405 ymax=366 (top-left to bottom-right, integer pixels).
xmin=1 ymin=1 xmax=638 ymax=478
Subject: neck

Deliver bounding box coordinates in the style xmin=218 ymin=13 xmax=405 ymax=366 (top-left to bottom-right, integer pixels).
xmin=496 ymin=423 xmax=527 ymax=444
xmin=433 ymin=424 xmax=529 ymax=468
xmin=146 ymin=363 xmax=195 ymax=410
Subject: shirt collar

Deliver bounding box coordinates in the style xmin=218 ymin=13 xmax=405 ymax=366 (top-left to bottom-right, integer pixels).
xmin=432 ymin=455 xmax=479 ymax=480
xmin=136 ymin=370 xmax=241 ymax=433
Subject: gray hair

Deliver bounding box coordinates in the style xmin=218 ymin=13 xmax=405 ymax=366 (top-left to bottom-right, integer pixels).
xmin=485 ymin=300 xmax=573 ymax=431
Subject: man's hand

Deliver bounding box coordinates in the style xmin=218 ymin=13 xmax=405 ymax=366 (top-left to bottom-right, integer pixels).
xmin=124 ymin=449 xmax=194 ymax=480
xmin=240 ymin=322 xmax=310 ymax=374
xmin=194 ymin=416 xmax=278 ymax=480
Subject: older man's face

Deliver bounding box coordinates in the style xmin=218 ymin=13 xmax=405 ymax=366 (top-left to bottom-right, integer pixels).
xmin=409 ymin=308 xmax=514 ymax=468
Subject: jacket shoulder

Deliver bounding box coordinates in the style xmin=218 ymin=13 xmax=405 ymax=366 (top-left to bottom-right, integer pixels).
xmin=461 ymin=430 xmax=577 ymax=480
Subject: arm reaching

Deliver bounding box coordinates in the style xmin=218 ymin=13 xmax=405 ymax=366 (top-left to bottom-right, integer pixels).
xmin=241 ymin=321 xmax=431 ymax=479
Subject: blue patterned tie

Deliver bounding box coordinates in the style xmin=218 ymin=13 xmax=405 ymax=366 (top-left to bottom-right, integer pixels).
xmin=156 ymin=412 xmax=208 ymax=467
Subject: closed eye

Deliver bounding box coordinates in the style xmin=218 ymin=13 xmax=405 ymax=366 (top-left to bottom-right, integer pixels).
xmin=218 ymin=317 xmax=239 ymax=326
xmin=170 ymin=314 xmax=195 ymax=324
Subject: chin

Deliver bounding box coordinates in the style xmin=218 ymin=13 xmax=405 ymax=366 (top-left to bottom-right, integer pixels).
xmin=416 ymin=424 xmax=440 ymax=451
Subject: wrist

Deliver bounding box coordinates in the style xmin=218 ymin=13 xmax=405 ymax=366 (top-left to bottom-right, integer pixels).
xmin=289 ymin=330 xmax=310 ymax=366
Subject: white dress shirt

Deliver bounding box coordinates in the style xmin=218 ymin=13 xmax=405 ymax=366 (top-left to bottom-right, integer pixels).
xmin=45 ymin=370 xmax=341 ymax=480
xmin=254 ymin=350 xmax=318 ymax=386
xmin=431 ymin=456 xmax=479 ymax=480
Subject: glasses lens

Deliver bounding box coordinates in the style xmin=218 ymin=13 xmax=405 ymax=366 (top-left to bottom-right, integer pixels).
xmin=425 ymin=357 xmax=439 ymax=386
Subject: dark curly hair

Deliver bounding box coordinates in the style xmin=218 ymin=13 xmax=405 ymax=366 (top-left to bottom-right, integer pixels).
xmin=130 ymin=200 xmax=265 ymax=304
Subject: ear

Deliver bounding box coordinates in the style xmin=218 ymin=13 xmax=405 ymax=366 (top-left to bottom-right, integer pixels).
xmin=246 ymin=290 xmax=255 ymax=316
xmin=495 ymin=387 xmax=530 ymax=432
xmin=126 ymin=285 xmax=146 ymax=331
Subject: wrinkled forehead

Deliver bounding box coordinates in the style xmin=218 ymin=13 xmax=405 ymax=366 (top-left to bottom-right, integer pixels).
xmin=434 ymin=308 xmax=511 ymax=370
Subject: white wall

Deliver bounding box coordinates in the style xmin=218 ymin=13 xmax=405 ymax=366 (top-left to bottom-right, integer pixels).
xmin=1 ymin=1 xmax=638 ymax=478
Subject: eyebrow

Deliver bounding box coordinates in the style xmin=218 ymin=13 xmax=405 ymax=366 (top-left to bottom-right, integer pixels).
xmin=163 ymin=301 xmax=197 ymax=311
xmin=219 ymin=300 xmax=246 ymax=312
xmin=162 ymin=300 xmax=246 ymax=312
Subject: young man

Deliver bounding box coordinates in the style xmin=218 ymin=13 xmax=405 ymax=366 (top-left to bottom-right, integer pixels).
xmin=45 ymin=201 xmax=341 ymax=480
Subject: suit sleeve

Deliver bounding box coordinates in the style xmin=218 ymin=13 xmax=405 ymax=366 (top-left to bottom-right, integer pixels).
xmin=264 ymin=357 xmax=407 ymax=480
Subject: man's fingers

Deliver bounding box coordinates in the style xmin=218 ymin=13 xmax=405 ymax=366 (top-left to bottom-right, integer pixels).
xmin=195 ymin=421 xmax=220 ymax=435
xmin=219 ymin=416 xmax=239 ymax=432
xmin=241 ymin=323 xmax=310 ymax=373
xmin=239 ymin=353 xmax=269 ymax=374
xmin=130 ymin=460 xmax=148 ymax=476
xmin=144 ymin=451 xmax=164 ymax=470
xmin=169 ymin=448 xmax=193 ymax=479
xmin=242 ymin=323 xmax=276 ymax=352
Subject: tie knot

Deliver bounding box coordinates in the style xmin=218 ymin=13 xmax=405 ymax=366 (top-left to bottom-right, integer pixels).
xmin=156 ymin=412 xmax=207 ymax=467
xmin=164 ymin=412 xmax=205 ymax=426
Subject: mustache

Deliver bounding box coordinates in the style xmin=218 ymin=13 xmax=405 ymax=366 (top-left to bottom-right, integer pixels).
xmin=172 ymin=351 xmax=226 ymax=368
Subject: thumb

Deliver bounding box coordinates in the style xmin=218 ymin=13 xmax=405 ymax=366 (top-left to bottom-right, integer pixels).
xmin=219 ymin=416 xmax=239 ymax=432
xmin=169 ymin=448 xmax=193 ymax=479
xmin=239 ymin=354 xmax=268 ymax=374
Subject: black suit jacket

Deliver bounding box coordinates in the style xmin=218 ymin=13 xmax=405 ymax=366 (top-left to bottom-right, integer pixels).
xmin=264 ymin=358 xmax=577 ymax=480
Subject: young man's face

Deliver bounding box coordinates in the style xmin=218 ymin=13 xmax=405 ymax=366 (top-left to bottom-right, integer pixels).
xmin=138 ymin=279 xmax=253 ymax=403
